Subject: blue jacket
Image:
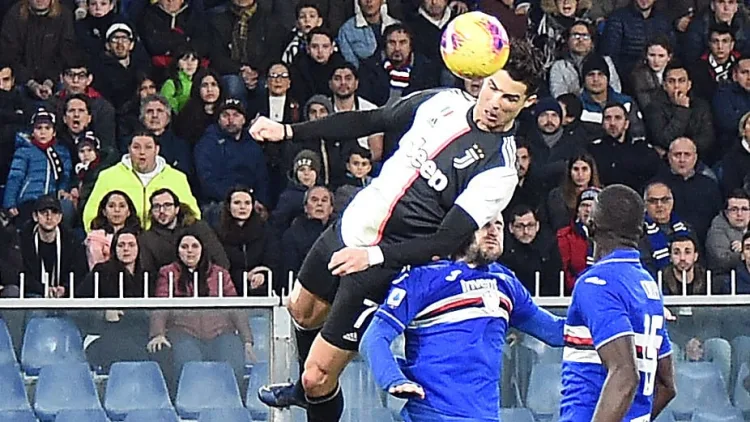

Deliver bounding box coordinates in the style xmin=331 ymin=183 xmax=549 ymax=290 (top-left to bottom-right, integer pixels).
xmin=156 ymin=128 xmax=194 ymax=181
xmin=194 ymin=124 xmax=270 ymax=205
xmin=3 ymin=134 xmax=72 ymax=209
xmin=713 ymin=82 xmax=750 ymax=151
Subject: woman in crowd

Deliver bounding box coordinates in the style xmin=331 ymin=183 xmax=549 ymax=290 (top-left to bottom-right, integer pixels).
xmin=79 ymin=227 xmax=153 ymax=372
xmin=556 ymin=187 xmax=598 ymax=295
xmin=217 ymin=186 xmax=281 ymax=297
xmin=147 ymin=229 xmax=255 ymax=390
xmin=173 ymin=68 xmax=224 ymax=145
xmin=547 ymin=153 xmax=601 ymax=231
xmin=630 ymin=35 xmax=673 ymax=110
xmin=85 ymin=190 xmax=140 ymax=268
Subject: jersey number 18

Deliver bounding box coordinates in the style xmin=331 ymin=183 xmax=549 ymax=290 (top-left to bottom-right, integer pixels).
xmin=636 ymin=314 xmax=664 ymax=396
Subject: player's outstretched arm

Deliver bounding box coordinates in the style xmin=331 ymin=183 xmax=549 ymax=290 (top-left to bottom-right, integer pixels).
xmin=651 ymin=355 xmax=677 ymax=419
xmin=592 ymin=335 xmax=640 ymax=422
xmin=360 ymin=317 xmax=424 ymax=399
xmin=513 ymin=307 xmax=565 ymax=347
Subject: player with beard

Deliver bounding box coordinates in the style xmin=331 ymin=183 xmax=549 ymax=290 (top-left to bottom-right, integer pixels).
xmin=360 ymin=213 xmax=564 ymax=422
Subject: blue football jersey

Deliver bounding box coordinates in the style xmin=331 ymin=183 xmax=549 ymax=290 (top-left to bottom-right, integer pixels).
xmin=374 ymin=260 xmax=563 ymax=421
xmin=560 ymin=249 xmax=672 ymax=422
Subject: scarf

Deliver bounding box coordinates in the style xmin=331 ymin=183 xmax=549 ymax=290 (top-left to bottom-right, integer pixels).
xmin=75 ymin=157 xmax=100 ymax=181
xmin=383 ymin=59 xmax=411 ymax=90
xmin=281 ymin=28 xmax=305 ymax=65
xmin=230 ymin=3 xmax=258 ymax=63
xmin=574 ymin=221 xmax=595 ymax=267
xmin=707 ymin=53 xmax=737 ymax=82
xmin=541 ymin=128 xmax=563 ymax=149
xmin=32 ymin=137 xmax=63 ymax=183
xmin=644 ymin=213 xmax=689 ymax=270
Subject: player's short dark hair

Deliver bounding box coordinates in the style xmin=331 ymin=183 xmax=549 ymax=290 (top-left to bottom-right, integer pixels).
xmin=726 ymin=189 xmax=750 ymax=207
xmin=383 ymin=23 xmax=413 ymax=45
xmin=295 ymin=2 xmax=321 ymax=17
xmin=590 ymin=184 xmax=644 ymax=247
xmin=602 ymin=102 xmax=628 ymax=118
xmin=307 ymin=27 xmax=334 ymax=44
xmin=505 ymin=38 xmax=545 ymax=96
xmin=330 ymin=61 xmax=359 ymax=80
xmin=509 ymin=204 xmax=537 ymax=222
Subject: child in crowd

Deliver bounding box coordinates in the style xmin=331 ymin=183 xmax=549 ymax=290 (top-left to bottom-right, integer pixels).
xmin=272 ymin=149 xmax=321 ymax=235
xmin=160 ymin=47 xmax=201 ymax=113
xmin=71 ymin=132 xmax=105 ymax=211
xmin=2 ymin=109 xmax=73 ymax=226
xmin=334 ymin=146 xmax=372 ymax=215
xmin=281 ymin=3 xmax=324 ymax=65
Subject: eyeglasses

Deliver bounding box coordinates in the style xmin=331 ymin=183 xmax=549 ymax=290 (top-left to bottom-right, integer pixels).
xmin=109 ymin=35 xmax=132 ymax=44
xmin=570 ymin=33 xmax=591 ymax=40
xmin=728 ymin=206 xmax=750 ymax=213
xmin=646 ymin=196 xmax=673 ymax=205
xmin=152 ymin=203 xmax=175 ymax=211
xmin=268 ymin=73 xmax=290 ymax=79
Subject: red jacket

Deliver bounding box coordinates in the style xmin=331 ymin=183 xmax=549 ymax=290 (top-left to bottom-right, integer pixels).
xmin=556 ymin=224 xmax=589 ymax=295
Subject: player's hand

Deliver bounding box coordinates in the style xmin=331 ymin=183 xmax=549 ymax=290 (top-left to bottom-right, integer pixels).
xmin=249 ymin=116 xmax=287 ymax=142
xmin=328 ymin=247 xmax=370 ymax=276
xmin=389 ymin=382 xmax=425 ymax=399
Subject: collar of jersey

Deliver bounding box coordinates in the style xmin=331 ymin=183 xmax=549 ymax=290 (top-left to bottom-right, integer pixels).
xmin=596 ymin=248 xmax=641 ymax=265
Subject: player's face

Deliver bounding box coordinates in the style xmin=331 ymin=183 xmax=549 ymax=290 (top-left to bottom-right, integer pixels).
xmin=670 ymin=240 xmax=698 ymax=273
xmin=474 ymin=218 xmax=504 ymax=261
xmin=475 ymin=70 xmax=536 ymax=133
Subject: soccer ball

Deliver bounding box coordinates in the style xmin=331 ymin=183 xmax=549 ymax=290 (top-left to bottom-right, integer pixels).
xmin=440 ymin=11 xmax=511 ymax=80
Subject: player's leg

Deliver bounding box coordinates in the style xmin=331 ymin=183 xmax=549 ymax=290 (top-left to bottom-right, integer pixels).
xmin=288 ymin=281 xmax=330 ymax=366
xmin=300 ymin=335 xmax=357 ymax=422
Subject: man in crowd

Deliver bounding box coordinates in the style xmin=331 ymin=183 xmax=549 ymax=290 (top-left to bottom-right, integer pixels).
xmin=706 ymin=189 xmax=750 ymax=275
xmin=84 ymin=130 xmax=199 ymax=231
xmin=663 ymin=234 xmax=710 ymax=295
xmin=505 ymin=141 xmax=546 ymax=222
xmin=639 ymin=181 xmax=692 ymax=277
xmin=713 ymin=56 xmax=750 ymax=154
xmin=281 ymin=186 xmax=334 ymax=278
xmin=329 ymin=62 xmax=382 ymax=159
xmin=690 ymin=23 xmax=740 ymax=101
xmin=684 ymin=0 xmax=750 ymax=63
xmin=337 ymin=0 xmax=399 ymax=68
xmin=290 ymin=28 xmax=346 ymax=106
xmin=137 ymin=95 xmax=193 ymax=179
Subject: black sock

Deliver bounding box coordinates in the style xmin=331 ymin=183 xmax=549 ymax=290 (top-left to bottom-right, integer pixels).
xmin=294 ymin=323 xmax=320 ymax=368
xmin=306 ymin=384 xmax=344 ymax=422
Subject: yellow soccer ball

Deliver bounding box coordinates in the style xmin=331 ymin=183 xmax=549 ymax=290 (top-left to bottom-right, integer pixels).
xmin=440 ymin=11 xmax=511 ymax=80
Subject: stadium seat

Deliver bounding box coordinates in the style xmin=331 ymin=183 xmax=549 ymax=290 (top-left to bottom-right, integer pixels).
xmin=21 ymin=318 xmax=85 ymax=376
xmin=668 ymin=362 xmax=730 ymax=420
xmin=340 ymin=361 xmax=384 ymax=408
xmin=0 ymin=410 xmax=37 ymax=422
xmin=34 ymin=362 xmax=102 ymax=422
xmin=0 ymin=318 xmax=17 ymax=365
xmin=386 ymin=394 xmax=406 ymax=421
xmin=526 ymin=363 xmax=562 ymax=418
xmin=198 ymin=408 xmax=252 ymax=422
xmin=175 ymin=362 xmax=244 ymax=419
xmin=733 ymin=363 xmax=750 ymax=413
xmin=654 ymin=410 xmax=676 ymax=422
xmin=123 ymin=409 xmax=179 ymax=422
xmin=500 ymin=407 xmax=535 ymax=422
xmin=690 ymin=406 xmax=744 ymax=422
xmin=246 ymin=361 xmax=270 ymax=420
xmin=249 ymin=315 xmax=270 ymax=363
xmin=0 ymin=364 xmax=31 ymax=412
xmin=55 ymin=409 xmax=111 ymax=422
xmin=104 ymin=361 xmax=173 ymax=421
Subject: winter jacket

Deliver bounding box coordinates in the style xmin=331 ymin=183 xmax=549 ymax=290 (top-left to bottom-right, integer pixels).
xmin=83 ymin=155 xmax=200 ymax=231
xmin=643 ymin=92 xmax=715 ymax=158
xmin=160 ymin=71 xmax=193 ymax=113
xmin=662 ymin=263 xmax=709 ymax=295
xmin=630 ymin=63 xmax=663 ymax=110
xmin=580 ymin=87 xmax=646 ymax=141
xmin=208 ymin=6 xmax=285 ymax=75
xmin=0 ymin=89 xmax=29 ymax=185
xmin=547 ymin=186 xmax=575 ymax=232
xmin=357 ymin=52 xmax=442 ymax=107
xmin=150 ymin=262 xmax=253 ymax=342
xmin=0 ymin=2 xmax=78 ymax=84
xmin=271 ymin=178 xmax=308 ymax=236
xmin=706 ymin=212 xmax=747 ymax=275
xmin=154 ymin=129 xmax=193 ymax=180
xmin=137 ymin=1 xmax=210 ymax=60
xmin=683 ymin=9 xmax=750 ymax=64
xmin=720 ymin=139 xmax=750 ymax=195
xmin=712 ymin=82 xmax=750 ymax=153
xmin=218 ymin=215 xmax=281 ymax=296
xmin=74 ymin=11 xmax=117 ymax=59
xmin=657 ymin=169 xmax=723 ymax=242
xmin=139 ymin=218 xmax=228 ymax=273
xmin=194 ymin=124 xmax=270 ymax=205
xmin=17 ymin=223 xmax=87 ymax=297
xmin=2 ymin=135 xmax=73 ymax=210
xmin=525 ymin=124 xmax=589 ymax=187
xmin=78 ymin=261 xmax=149 ymax=298
xmin=689 ymin=51 xmax=740 ymax=102
xmin=500 ymin=229 xmax=563 ymax=296
xmin=599 ymin=5 xmax=674 ymax=78
xmin=49 ymin=88 xmax=117 ymax=155
xmin=556 ymin=222 xmax=590 ymax=295
xmin=337 ymin=4 xmax=400 ymax=68
xmin=587 ymin=134 xmax=664 ymax=193
xmin=289 ymin=53 xmax=346 ymax=106
xmin=549 ymin=53 xmax=621 ymax=99
xmin=91 ymin=49 xmax=154 ymax=110
xmin=281 ymin=216 xmax=328 ymax=276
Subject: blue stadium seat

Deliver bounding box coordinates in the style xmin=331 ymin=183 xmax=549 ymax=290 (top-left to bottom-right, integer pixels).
xmin=691 ymin=406 xmax=744 ymax=422
xmin=21 ymin=318 xmax=85 ymax=376
xmin=339 ymin=361 xmax=384 ymax=408
xmin=500 ymin=407 xmax=535 ymax=422
xmin=33 ymin=362 xmax=102 ymax=422
xmin=104 ymin=361 xmax=173 ymax=421
xmin=668 ymin=362 xmax=730 ymax=420
xmin=526 ymin=363 xmax=562 ymax=418
xmin=123 ymin=409 xmax=179 ymax=422
xmin=733 ymin=363 xmax=750 ymax=413
xmin=0 ymin=318 xmax=17 ymax=365
xmin=0 ymin=410 xmax=37 ymax=422
xmin=246 ymin=361 xmax=270 ymax=420
xmin=56 ymin=409 xmax=111 ymax=422
xmin=523 ymin=336 xmax=563 ymax=364
xmin=175 ymin=362 xmax=244 ymax=419
xmin=385 ymin=394 xmax=406 ymax=421
xmin=341 ymin=407 xmax=394 ymax=422
xmin=654 ymin=410 xmax=676 ymax=422
xmin=198 ymin=408 xmax=252 ymax=422
xmin=0 ymin=364 xmax=31 ymax=412
xmin=249 ymin=315 xmax=270 ymax=363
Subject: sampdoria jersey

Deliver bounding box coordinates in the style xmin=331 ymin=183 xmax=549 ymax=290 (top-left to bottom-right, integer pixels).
xmin=339 ymin=89 xmax=518 ymax=247
xmin=373 ymin=260 xmax=564 ymax=421
xmin=560 ymin=249 xmax=672 ymax=422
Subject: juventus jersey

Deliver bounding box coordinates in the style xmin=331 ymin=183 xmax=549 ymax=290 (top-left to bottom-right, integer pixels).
xmin=338 ymin=89 xmax=519 ymax=247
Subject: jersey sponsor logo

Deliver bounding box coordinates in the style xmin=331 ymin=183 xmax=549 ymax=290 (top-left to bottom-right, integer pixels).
xmin=453 ymin=144 xmax=486 ymax=169
xmin=387 ymin=288 xmax=407 ymax=308
xmin=460 ymin=278 xmax=499 ymax=293
xmin=582 ymin=277 xmax=607 ymax=286
xmin=640 ymin=280 xmax=661 ymax=300
xmin=406 ymin=141 xmax=449 ymax=192
xmin=445 ymin=270 xmax=462 ymax=281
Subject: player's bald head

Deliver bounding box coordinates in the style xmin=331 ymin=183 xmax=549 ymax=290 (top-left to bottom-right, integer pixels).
xmin=590 ymin=184 xmax=644 ymax=248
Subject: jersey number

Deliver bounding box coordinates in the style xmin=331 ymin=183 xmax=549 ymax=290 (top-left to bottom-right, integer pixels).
xmin=637 ymin=314 xmax=664 ymax=396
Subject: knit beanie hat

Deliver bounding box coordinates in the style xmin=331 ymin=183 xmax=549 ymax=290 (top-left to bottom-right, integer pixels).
xmin=534 ymin=97 xmax=563 ymax=117
xmin=582 ymin=54 xmax=610 ymax=80
xmin=303 ymin=95 xmax=333 ymax=121
xmin=76 ymin=131 xmax=101 ymax=152
xmin=577 ymin=186 xmax=600 ymax=210
xmin=293 ymin=149 xmax=322 ymax=175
